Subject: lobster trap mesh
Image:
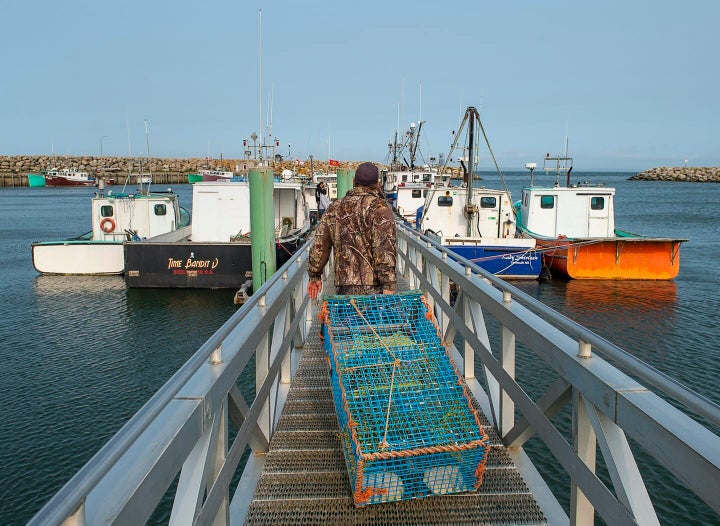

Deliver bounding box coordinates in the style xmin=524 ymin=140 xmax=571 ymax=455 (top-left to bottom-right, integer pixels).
xmin=320 ymin=290 xmax=489 ymax=506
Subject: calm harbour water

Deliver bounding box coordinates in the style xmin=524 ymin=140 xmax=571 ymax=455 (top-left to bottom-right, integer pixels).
xmin=0 ymin=174 xmax=718 ymax=524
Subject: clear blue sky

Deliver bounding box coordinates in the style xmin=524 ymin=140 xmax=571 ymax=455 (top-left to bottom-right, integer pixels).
xmin=1 ymin=0 xmax=718 ymax=170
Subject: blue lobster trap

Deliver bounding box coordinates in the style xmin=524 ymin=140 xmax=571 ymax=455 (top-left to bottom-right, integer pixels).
xmin=319 ymin=290 xmax=489 ymax=506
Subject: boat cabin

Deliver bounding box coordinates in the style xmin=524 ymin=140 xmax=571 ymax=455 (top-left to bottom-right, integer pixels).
xmin=420 ymin=187 xmax=517 ymax=240
xmin=191 ymin=181 xmax=308 ymax=242
xmin=519 ymin=185 xmax=616 ymax=238
xmin=91 ymin=192 xmax=183 ymax=241
xmin=395 ymin=182 xmax=433 ymax=224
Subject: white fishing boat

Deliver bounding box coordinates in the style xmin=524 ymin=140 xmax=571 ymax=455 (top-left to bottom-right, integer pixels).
xmin=383 ymin=122 xmax=450 ymax=223
xmin=124 ymin=180 xmax=311 ymax=288
xmin=419 ymin=106 xmax=541 ymax=279
xmin=516 ymin=154 xmax=687 ymax=279
xmin=32 ymin=178 xmax=189 ymax=275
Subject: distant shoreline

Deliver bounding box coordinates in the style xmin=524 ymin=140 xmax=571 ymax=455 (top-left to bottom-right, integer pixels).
xmin=629 ymin=167 xmax=720 ymax=182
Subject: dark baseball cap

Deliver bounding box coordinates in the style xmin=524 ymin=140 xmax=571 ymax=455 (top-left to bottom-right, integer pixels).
xmin=354 ymin=162 xmax=379 ymax=186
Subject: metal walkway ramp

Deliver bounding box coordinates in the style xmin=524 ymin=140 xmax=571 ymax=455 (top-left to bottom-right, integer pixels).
xmin=244 ymin=282 xmax=547 ymax=525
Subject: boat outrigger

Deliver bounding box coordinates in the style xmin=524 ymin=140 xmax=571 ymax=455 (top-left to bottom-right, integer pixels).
xmin=515 ymin=154 xmax=687 ymax=279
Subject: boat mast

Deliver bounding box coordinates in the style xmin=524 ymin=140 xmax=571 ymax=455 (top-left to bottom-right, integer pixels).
xmin=466 ymin=107 xmax=476 ymax=237
xmin=258 ymin=9 xmax=263 ymax=164
xmin=144 ymin=119 xmax=152 ymax=192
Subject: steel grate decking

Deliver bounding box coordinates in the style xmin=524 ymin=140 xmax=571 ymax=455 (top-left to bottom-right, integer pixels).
xmin=244 ymin=277 xmax=547 ymax=525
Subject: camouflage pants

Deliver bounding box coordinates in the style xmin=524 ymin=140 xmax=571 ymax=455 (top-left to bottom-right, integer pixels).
xmin=335 ymin=285 xmax=385 ymax=295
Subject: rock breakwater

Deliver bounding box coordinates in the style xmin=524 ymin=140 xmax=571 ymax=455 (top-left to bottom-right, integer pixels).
xmin=630 ymin=167 xmax=720 ymax=183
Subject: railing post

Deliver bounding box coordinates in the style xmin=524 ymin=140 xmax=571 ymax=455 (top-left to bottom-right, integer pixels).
xmin=294 ymin=258 xmax=308 ymax=348
xmin=571 ymin=390 xmax=597 ymax=525
xmin=255 ymin=329 xmax=271 ymax=447
xmin=415 ymin=244 xmax=424 ymax=291
xmin=209 ymin=400 xmax=229 ymax=526
xmin=463 ymin=267 xmax=475 ymax=380
xmin=500 ymin=291 xmax=516 ymax=438
xmin=440 ymin=252 xmax=450 ymax=336
xmin=397 ymin=235 xmax=407 ymax=276
xmin=407 ymin=244 xmax=416 ymax=287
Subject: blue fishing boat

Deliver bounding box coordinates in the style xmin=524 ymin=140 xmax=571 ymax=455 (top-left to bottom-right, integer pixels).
xmin=418 ymin=106 xmax=541 ymax=279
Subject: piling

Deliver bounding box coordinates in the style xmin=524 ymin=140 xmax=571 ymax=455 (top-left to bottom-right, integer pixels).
xmin=249 ymin=168 xmax=277 ymax=292
xmin=336 ymin=168 xmax=355 ymax=199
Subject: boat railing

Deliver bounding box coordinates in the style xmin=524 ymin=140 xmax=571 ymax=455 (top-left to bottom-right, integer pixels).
xmin=30 ymin=222 xmax=719 ymax=525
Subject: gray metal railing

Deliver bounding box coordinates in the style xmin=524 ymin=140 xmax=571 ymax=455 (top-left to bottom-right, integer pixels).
xmin=30 ymin=243 xmax=314 ymax=526
xmin=396 ymin=223 xmax=719 ymax=525
xmin=31 ymin=222 xmax=719 ymax=526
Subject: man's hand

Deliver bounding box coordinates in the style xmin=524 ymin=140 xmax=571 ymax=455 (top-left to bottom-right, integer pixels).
xmin=382 ymin=288 xmax=395 ymax=295
xmin=307 ymin=279 xmax=323 ymax=299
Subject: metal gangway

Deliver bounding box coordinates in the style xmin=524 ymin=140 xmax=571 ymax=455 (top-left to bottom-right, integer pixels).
xmin=32 ymin=223 xmax=719 ymax=525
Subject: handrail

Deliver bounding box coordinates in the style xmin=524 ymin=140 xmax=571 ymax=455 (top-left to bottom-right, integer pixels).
xmin=29 ymin=243 xmax=312 ymax=526
xmin=397 ymin=222 xmax=719 ymax=521
xmin=400 ymin=224 xmax=720 ymax=427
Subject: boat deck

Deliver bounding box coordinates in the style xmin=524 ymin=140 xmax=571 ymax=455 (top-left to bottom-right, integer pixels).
xmin=243 ymin=276 xmax=547 ymax=525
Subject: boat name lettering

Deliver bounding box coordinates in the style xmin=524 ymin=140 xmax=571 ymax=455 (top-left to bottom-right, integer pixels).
xmin=501 ymin=253 xmax=536 ymax=263
xmin=167 ymin=257 xmax=220 ymax=269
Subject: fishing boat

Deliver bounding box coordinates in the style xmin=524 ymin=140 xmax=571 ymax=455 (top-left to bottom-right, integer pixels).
xmin=43 ymin=167 xmax=97 ymax=187
xmin=383 ymin=122 xmax=450 ymax=223
xmin=124 ymin=180 xmax=311 ymax=288
xmin=200 ymin=169 xmax=234 ymax=181
xmin=419 ymin=107 xmax=541 ymax=279
xmin=515 ymin=154 xmax=687 ymax=279
xmin=32 ymin=178 xmax=190 ymax=275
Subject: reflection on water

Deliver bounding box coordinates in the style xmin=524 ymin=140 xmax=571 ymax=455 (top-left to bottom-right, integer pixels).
xmin=33 ymin=275 xmax=127 ymax=295
xmin=562 ymin=279 xmax=678 ymax=313
xmin=514 ymin=279 xmax=678 ymax=361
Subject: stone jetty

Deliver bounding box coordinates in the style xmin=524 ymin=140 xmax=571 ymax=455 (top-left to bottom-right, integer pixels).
xmin=0 ymin=154 xmax=464 ymax=187
xmin=629 ymin=166 xmax=720 ymax=183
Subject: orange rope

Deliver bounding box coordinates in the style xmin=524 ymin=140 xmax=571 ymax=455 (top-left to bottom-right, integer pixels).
xmin=362 ymin=438 xmax=488 ymax=461
xmin=354 ymin=486 xmax=388 ymax=504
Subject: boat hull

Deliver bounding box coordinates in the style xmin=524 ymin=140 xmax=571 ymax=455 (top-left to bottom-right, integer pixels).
xmin=124 ymin=238 xmax=303 ymax=288
xmin=538 ymin=237 xmax=684 ymax=280
xmin=187 ymin=173 xmax=203 ymax=184
xmin=44 ymin=174 xmax=96 ymax=187
xmin=201 ymin=175 xmax=234 ymax=182
xmin=443 ymin=242 xmax=542 ymax=279
xmin=32 ymin=242 xmax=125 ymax=275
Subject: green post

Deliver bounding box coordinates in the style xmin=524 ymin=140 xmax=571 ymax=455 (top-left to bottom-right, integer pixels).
xmin=249 ymin=168 xmax=276 ymax=292
xmin=336 ymin=168 xmax=355 ymax=200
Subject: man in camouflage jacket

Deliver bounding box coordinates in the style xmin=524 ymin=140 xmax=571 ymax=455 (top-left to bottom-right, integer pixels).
xmin=307 ymin=162 xmax=396 ymax=297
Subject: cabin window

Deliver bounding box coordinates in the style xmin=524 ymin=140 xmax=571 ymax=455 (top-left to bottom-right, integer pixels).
xmin=154 ymin=204 xmax=167 ymax=216
xmin=480 ymin=197 xmax=497 ymax=208
xmin=402 ymin=174 xmax=408 ymax=182
xmin=438 ymin=196 xmax=453 ymax=207
xmin=100 ymin=205 xmax=114 ymax=217
xmin=422 ymin=173 xmax=432 ymax=182
xmin=540 ymin=195 xmax=555 ymax=209
xmin=591 ymin=196 xmax=605 ymax=210
xmin=411 ymin=189 xmax=422 ymax=198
